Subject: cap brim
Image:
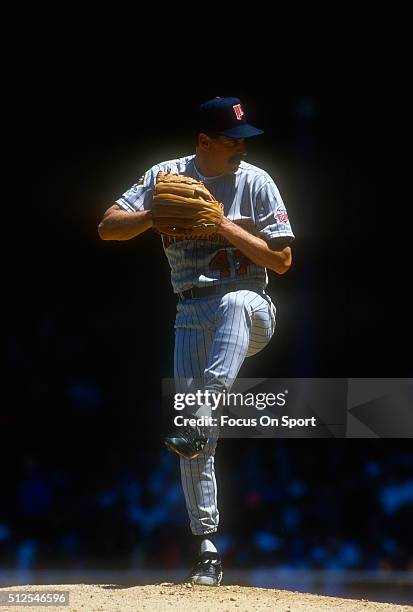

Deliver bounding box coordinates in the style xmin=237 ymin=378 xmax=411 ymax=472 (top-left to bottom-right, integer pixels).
xmin=220 ymin=124 xmax=264 ymax=138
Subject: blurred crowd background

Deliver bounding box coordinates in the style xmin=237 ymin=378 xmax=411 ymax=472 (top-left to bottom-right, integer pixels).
xmin=1 ymin=438 xmax=412 ymax=572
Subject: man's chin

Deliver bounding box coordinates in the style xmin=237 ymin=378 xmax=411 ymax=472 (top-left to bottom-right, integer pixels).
xmin=227 ymin=161 xmax=241 ymax=173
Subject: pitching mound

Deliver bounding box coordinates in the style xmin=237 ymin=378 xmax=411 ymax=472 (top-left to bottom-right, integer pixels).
xmin=0 ymin=583 xmax=411 ymax=611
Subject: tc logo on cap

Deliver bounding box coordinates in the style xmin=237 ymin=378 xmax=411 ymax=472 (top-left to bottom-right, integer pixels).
xmin=233 ymin=104 xmax=244 ymax=121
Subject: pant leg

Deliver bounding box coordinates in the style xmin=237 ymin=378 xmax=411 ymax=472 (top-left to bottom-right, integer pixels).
xmin=174 ymin=323 xmax=219 ymax=535
xmin=245 ymin=291 xmax=277 ymax=357
xmin=204 ymin=290 xmax=276 ymax=391
xmin=173 ymin=290 xmax=276 ymax=536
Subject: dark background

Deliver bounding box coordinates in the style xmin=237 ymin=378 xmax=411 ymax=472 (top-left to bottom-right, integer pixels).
xmin=3 ymin=5 xmax=412 ymax=578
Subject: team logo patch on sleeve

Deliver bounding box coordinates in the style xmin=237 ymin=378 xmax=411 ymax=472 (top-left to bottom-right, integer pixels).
xmin=275 ymin=211 xmax=289 ymax=224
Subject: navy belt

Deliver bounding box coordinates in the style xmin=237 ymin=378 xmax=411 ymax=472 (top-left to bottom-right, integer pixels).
xmin=177 ymin=283 xmax=265 ymax=300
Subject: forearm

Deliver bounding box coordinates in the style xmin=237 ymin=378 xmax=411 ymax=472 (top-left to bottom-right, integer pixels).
xmin=98 ymin=208 xmax=153 ymax=241
xmin=217 ymin=217 xmax=291 ymax=274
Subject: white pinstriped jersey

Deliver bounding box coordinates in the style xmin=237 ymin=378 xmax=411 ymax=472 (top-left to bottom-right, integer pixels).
xmin=116 ymin=155 xmax=295 ymax=293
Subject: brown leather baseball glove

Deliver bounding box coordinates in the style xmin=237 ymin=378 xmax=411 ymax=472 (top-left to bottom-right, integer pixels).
xmin=151 ymin=172 xmax=224 ymax=238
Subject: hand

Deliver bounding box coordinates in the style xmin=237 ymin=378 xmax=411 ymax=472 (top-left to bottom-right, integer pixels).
xmin=194 ymin=186 xmax=216 ymax=202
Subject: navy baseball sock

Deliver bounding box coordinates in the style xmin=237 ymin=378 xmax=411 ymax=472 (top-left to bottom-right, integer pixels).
xmin=194 ymin=533 xmax=218 ymax=555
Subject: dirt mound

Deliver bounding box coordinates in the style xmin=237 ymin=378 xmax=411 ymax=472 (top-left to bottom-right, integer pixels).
xmin=0 ymin=583 xmax=411 ymax=611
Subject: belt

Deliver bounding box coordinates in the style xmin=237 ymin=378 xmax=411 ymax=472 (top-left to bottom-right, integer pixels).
xmin=177 ymin=283 xmax=265 ymax=300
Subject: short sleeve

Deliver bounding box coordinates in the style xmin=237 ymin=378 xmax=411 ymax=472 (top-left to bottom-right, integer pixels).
xmin=255 ymin=180 xmax=295 ymax=245
xmin=115 ymin=165 xmax=159 ymax=212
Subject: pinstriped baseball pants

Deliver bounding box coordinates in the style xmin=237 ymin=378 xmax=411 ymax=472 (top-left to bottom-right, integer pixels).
xmin=174 ymin=288 xmax=277 ymax=535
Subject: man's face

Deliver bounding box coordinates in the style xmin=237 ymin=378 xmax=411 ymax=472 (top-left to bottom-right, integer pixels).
xmin=199 ymin=134 xmax=248 ymax=175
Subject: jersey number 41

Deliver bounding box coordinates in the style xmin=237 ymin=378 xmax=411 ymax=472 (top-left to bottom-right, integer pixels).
xmin=209 ymin=248 xmax=251 ymax=278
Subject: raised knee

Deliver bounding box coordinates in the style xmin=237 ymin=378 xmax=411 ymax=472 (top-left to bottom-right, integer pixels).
xmin=221 ymin=291 xmax=249 ymax=314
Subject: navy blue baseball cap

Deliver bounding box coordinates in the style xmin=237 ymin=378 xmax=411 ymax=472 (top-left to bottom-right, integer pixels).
xmin=196 ymin=97 xmax=264 ymax=138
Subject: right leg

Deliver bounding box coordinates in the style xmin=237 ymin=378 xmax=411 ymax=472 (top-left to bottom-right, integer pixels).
xmin=174 ymin=323 xmax=219 ymax=536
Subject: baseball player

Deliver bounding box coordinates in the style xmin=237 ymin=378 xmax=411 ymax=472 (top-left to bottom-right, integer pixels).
xmin=98 ymin=97 xmax=295 ymax=586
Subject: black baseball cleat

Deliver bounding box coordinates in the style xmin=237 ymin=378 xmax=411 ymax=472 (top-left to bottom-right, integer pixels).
xmin=186 ymin=551 xmax=223 ymax=586
xmin=164 ymin=425 xmax=208 ymax=459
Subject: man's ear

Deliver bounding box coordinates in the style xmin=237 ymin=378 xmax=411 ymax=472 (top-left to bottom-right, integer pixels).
xmin=198 ymin=132 xmax=211 ymax=150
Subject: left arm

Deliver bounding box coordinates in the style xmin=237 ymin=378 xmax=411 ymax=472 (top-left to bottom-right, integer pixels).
xmin=217 ymin=217 xmax=292 ymax=275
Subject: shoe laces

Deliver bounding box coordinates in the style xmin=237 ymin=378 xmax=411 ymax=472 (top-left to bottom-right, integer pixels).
xmin=197 ymin=552 xmax=220 ymax=566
